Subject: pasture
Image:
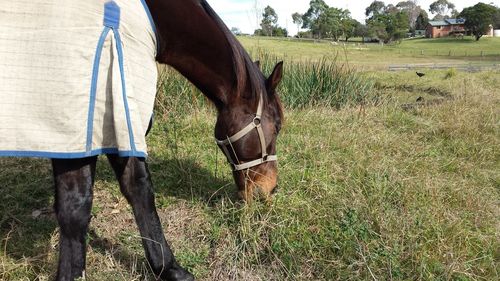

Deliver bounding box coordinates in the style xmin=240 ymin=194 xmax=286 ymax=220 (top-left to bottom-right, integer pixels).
xmin=1 ymin=37 xmax=499 ymax=280
xmin=238 ymin=36 xmax=500 ymax=69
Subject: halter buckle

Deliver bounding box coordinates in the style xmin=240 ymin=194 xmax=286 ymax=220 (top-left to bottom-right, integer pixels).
xmin=253 ymin=116 xmax=261 ymax=127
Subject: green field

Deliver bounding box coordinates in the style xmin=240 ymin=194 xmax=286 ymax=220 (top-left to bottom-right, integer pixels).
xmin=239 ymin=36 xmax=500 ymax=69
xmin=1 ymin=37 xmax=499 ymax=280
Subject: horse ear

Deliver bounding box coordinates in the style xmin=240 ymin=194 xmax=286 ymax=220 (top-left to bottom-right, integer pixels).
xmin=266 ymin=61 xmax=283 ymax=92
xmin=254 ymin=60 xmax=261 ymax=69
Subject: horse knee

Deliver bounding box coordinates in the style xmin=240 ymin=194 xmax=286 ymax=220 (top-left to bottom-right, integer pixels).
xmin=55 ymin=189 xmax=93 ymax=238
xmin=110 ymin=157 xmax=153 ymax=203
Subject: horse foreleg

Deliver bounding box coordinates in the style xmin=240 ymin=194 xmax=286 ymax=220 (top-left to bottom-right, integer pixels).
xmin=107 ymin=155 xmax=194 ymax=281
xmin=52 ymin=157 xmax=97 ymax=281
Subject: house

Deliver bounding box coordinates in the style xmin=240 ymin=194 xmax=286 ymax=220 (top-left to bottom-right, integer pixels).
xmin=414 ymin=30 xmax=426 ymax=37
xmin=426 ymin=19 xmax=466 ymax=38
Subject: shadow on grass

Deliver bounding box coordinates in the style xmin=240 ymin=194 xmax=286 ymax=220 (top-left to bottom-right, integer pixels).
xmin=0 ymin=155 xmax=231 ymax=278
xmin=147 ymin=156 xmax=235 ymax=205
xmin=0 ymin=158 xmax=56 ymax=278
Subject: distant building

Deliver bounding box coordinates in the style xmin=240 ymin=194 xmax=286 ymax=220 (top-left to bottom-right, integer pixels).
xmin=414 ymin=30 xmax=426 ymax=37
xmin=426 ymin=19 xmax=466 ymax=38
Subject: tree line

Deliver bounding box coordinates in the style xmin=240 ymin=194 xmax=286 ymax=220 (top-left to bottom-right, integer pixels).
xmin=245 ymin=0 xmax=500 ymax=42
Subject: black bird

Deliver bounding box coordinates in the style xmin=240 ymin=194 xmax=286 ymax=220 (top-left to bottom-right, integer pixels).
xmin=416 ymin=71 xmax=425 ymax=77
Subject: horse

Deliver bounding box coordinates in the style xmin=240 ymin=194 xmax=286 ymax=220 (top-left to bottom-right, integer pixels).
xmin=0 ymin=0 xmax=284 ymax=280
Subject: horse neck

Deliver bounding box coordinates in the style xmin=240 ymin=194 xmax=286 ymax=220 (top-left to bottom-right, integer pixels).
xmin=146 ymin=0 xmax=248 ymax=108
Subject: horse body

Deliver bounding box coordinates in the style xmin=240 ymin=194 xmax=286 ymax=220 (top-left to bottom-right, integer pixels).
xmin=2 ymin=0 xmax=283 ymax=280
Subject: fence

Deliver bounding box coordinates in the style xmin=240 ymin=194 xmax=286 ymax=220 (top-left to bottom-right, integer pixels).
xmin=388 ymin=63 xmax=500 ymax=72
xmin=389 ymin=49 xmax=500 ymax=58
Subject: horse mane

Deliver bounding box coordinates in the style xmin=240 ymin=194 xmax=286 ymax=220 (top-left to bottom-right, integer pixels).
xmin=199 ymin=0 xmax=264 ymax=102
xmin=198 ymin=1 xmax=283 ymax=120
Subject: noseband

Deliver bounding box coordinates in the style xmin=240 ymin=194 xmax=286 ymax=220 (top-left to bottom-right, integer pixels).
xmin=215 ymin=93 xmax=277 ymax=171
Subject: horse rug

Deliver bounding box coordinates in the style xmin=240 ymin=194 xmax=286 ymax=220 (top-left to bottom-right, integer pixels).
xmin=0 ymin=0 xmax=158 ymax=158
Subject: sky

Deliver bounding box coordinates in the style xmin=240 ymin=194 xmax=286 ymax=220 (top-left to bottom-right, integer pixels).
xmin=206 ymin=0 xmax=499 ymax=36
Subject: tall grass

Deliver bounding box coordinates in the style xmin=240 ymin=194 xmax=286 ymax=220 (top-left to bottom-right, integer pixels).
xmin=255 ymin=51 xmax=375 ymax=109
xmin=155 ymin=65 xmax=210 ymax=117
xmin=155 ymin=52 xmax=375 ymax=115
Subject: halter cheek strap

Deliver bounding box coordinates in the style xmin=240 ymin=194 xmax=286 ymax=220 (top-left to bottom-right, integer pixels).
xmin=215 ymin=93 xmax=277 ymax=171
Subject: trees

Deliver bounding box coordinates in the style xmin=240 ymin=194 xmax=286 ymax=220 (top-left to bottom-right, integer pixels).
xmin=415 ymin=10 xmax=429 ymax=30
xmin=396 ymin=0 xmax=424 ymax=31
xmin=301 ymin=0 xmax=354 ymax=40
xmin=316 ymin=7 xmax=352 ymax=41
xmin=261 ymin=5 xmax=278 ymax=36
xmin=429 ymin=0 xmax=456 ymax=20
xmin=302 ymin=0 xmax=329 ymax=38
xmin=255 ymin=5 xmax=288 ymax=37
xmin=343 ymin=19 xmax=361 ymax=42
xmin=365 ymin=1 xmax=386 ymax=18
xmin=355 ymin=23 xmax=370 ymax=43
xmin=459 ymin=3 xmax=497 ymax=41
xmin=493 ymin=7 xmax=500 ymax=29
xmin=367 ymin=13 xmax=409 ymax=43
xmin=365 ymin=1 xmax=410 ymax=43
xmin=292 ymin=12 xmax=303 ymax=37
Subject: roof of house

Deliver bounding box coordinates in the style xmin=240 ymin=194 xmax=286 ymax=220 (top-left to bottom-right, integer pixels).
xmin=428 ymin=20 xmax=447 ymax=26
xmin=446 ymin=18 xmax=465 ymax=25
xmin=428 ymin=19 xmax=466 ymax=27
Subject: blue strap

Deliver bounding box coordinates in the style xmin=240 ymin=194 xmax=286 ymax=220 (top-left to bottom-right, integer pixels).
xmin=86 ymin=1 xmax=137 ymax=155
xmin=86 ymin=26 xmax=111 ymax=154
xmin=113 ymin=30 xmax=137 ymax=152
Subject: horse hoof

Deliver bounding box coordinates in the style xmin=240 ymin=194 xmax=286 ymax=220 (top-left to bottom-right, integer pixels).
xmin=163 ymin=265 xmax=195 ymax=281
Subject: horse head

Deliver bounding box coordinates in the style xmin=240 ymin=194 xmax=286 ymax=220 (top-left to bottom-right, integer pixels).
xmin=214 ymin=60 xmax=284 ymax=201
xmin=146 ymin=0 xmax=284 ymax=201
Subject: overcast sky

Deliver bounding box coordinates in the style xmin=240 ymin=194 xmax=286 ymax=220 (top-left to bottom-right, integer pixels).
xmin=206 ymin=0 xmax=499 ymax=35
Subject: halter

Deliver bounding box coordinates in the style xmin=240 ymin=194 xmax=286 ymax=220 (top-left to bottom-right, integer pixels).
xmin=215 ymin=93 xmax=277 ymax=171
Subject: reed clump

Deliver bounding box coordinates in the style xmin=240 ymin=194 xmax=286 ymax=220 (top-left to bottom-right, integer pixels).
xmin=255 ymin=52 xmax=375 ymax=109
xmin=155 ymin=52 xmax=375 ymax=114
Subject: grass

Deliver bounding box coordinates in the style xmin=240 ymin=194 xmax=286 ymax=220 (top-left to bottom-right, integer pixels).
xmin=1 ymin=37 xmax=499 ymax=280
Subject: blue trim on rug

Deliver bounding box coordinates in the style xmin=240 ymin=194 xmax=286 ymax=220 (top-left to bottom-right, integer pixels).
xmin=0 ymin=149 xmax=147 ymax=159
xmin=139 ymin=0 xmax=160 ymax=55
xmin=104 ymin=1 xmax=121 ymax=29
xmin=87 ymin=1 xmax=137 ymax=157
xmin=113 ymin=30 xmax=137 ymax=153
xmin=86 ymin=26 xmax=111 ymax=154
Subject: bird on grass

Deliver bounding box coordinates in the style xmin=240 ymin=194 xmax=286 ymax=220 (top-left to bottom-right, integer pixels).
xmin=416 ymin=71 xmax=425 ymax=77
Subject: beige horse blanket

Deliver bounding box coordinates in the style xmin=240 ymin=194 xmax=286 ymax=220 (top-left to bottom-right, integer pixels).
xmin=0 ymin=0 xmax=157 ymax=158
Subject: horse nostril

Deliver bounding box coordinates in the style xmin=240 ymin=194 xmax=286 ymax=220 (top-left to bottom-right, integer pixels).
xmin=271 ymin=184 xmax=279 ymax=195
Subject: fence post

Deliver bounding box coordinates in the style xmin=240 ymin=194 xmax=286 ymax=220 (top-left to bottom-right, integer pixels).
xmin=449 ymin=50 xmax=452 ymax=56
xmin=421 ymin=50 xmax=424 ymax=55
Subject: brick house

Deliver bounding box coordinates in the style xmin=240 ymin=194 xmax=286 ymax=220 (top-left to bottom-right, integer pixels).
xmin=426 ymin=19 xmax=466 ymax=38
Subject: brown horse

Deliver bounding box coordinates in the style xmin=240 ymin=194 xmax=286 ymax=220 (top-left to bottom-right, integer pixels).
xmin=40 ymin=0 xmax=283 ymax=280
